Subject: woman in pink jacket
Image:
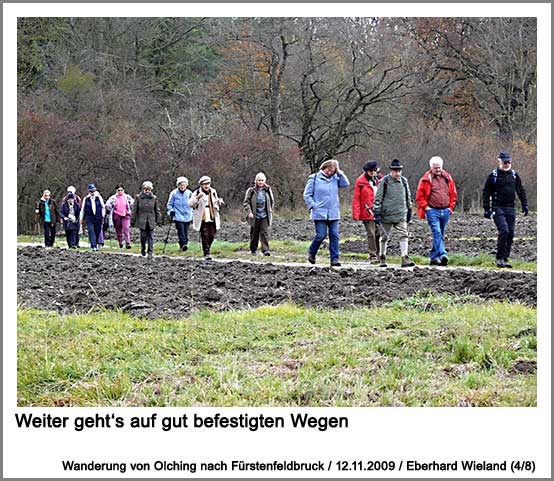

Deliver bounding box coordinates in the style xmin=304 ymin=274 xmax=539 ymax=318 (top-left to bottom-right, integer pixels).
xmin=106 ymin=184 xmax=134 ymax=249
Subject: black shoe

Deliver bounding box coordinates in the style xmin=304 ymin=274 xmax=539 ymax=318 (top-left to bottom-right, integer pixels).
xmin=250 ymin=251 xmax=257 ymax=256
xmin=141 ymin=250 xmax=146 ymax=257
xmin=496 ymin=259 xmax=506 ymax=268
xmin=181 ymin=245 xmax=188 ymax=251
xmin=430 ymin=259 xmax=440 ymax=266
xmin=440 ymin=256 xmax=448 ymax=266
xmin=263 ymin=251 xmax=271 ymax=256
xmin=401 ymin=256 xmax=415 ymax=267
xmin=330 ymin=260 xmax=341 ymax=267
xmin=126 ymin=244 xmax=132 ymax=249
xmin=119 ymin=243 xmax=123 ymax=249
xmin=503 ymin=259 xmax=512 ymax=268
xmin=204 ymin=255 xmax=212 ymax=260
xmin=379 ymin=255 xmax=387 ymax=267
xmin=308 ymin=254 xmax=316 ymax=264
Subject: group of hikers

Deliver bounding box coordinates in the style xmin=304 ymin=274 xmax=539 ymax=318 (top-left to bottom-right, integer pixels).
xmin=35 ymin=151 xmax=528 ymax=268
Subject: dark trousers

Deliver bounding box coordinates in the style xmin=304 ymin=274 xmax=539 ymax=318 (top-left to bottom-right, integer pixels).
xmin=200 ymin=221 xmax=217 ymax=255
xmin=494 ymin=207 xmax=516 ymax=261
xmin=140 ymin=224 xmax=154 ymax=255
xmin=175 ymin=221 xmax=191 ymax=249
xmin=249 ymin=217 xmax=270 ymax=253
xmin=43 ymin=222 xmax=56 ymax=247
xmin=65 ymin=229 xmax=78 ymax=248
xmin=85 ymin=218 xmax=102 ymax=249
xmin=362 ymin=220 xmax=380 ymax=258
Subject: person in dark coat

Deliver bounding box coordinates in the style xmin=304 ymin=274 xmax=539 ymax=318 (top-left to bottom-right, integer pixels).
xmin=243 ymin=172 xmax=275 ymax=256
xmin=79 ymin=183 xmax=105 ymax=251
xmin=483 ymin=151 xmax=529 ymax=268
xmin=60 ymin=193 xmax=81 ymax=248
xmin=131 ymin=181 xmax=162 ymax=259
xmin=35 ymin=190 xmax=60 ymax=247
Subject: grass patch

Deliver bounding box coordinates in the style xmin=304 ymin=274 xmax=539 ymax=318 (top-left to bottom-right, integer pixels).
xmin=18 ymin=296 xmax=536 ymax=407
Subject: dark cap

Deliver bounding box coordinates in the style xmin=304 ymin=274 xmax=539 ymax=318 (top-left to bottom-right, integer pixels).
xmin=498 ymin=151 xmax=512 ymax=162
xmin=389 ymin=159 xmax=403 ymax=170
xmin=363 ymin=160 xmax=378 ymax=172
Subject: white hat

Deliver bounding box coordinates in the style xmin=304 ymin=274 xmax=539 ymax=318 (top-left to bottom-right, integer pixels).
xmin=67 ymin=185 xmax=76 ymax=194
xmin=142 ymin=181 xmax=153 ymax=190
xmin=176 ymin=176 xmax=188 ymax=186
xmin=198 ymin=176 xmax=211 ymax=185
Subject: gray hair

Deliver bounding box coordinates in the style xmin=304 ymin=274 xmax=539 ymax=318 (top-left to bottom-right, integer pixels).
xmin=255 ymin=172 xmax=266 ymax=182
xmin=429 ymin=156 xmax=444 ymax=168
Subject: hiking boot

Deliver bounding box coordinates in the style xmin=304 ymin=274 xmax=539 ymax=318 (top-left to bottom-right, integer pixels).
xmin=204 ymin=255 xmax=212 ymax=261
xmin=401 ymin=256 xmax=415 ymax=267
xmin=181 ymin=245 xmax=188 ymax=252
xmin=430 ymin=259 xmax=440 ymax=266
xmin=496 ymin=259 xmax=506 ymax=268
xmin=126 ymin=244 xmax=132 ymax=249
xmin=308 ymin=253 xmax=316 ymax=264
xmin=330 ymin=259 xmax=341 ymax=267
xmin=368 ymin=256 xmax=380 ymax=265
xmin=503 ymin=259 xmax=513 ymax=268
xmin=379 ymin=255 xmax=387 ymax=267
xmin=250 ymin=251 xmax=257 ymax=256
xmin=440 ymin=256 xmax=448 ymax=266
xmin=119 ymin=243 xmax=124 ymax=249
xmin=141 ymin=249 xmax=146 ymax=257
xmin=263 ymin=251 xmax=271 ymax=256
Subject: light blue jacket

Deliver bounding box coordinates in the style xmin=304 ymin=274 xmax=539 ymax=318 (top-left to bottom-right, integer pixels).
xmin=167 ymin=188 xmax=193 ymax=222
xmin=303 ymin=170 xmax=350 ymax=220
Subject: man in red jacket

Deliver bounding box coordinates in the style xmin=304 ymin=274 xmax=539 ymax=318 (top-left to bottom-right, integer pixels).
xmin=415 ymin=156 xmax=457 ymax=266
xmin=352 ymin=160 xmax=381 ymax=264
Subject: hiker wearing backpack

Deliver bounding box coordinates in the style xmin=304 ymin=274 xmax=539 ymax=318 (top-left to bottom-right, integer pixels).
xmin=189 ymin=176 xmax=224 ymax=260
xmin=79 ymin=184 xmax=106 ymax=251
xmin=483 ymin=151 xmax=529 ymax=268
xmin=167 ymin=177 xmax=194 ymax=252
xmin=243 ymin=172 xmax=275 ymax=257
xmin=415 ymin=156 xmax=458 ymax=266
xmin=303 ymin=159 xmax=350 ymax=266
xmin=352 ymin=160 xmax=382 ymax=264
xmin=35 ymin=189 xmax=60 ymax=247
xmin=373 ymin=159 xmax=415 ymax=268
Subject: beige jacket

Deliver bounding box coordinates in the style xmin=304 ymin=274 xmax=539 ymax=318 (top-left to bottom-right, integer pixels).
xmin=188 ymin=187 xmax=223 ymax=231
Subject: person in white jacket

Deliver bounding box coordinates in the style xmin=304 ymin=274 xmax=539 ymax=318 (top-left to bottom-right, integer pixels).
xmin=188 ymin=176 xmax=224 ymax=260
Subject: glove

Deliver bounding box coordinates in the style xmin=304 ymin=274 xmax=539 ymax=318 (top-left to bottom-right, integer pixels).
xmin=169 ymin=211 xmax=175 ymax=220
xmin=406 ymin=208 xmax=412 ymax=223
xmin=522 ymin=205 xmax=529 ymax=216
xmin=374 ymin=211 xmax=382 ymax=225
xmin=484 ymin=209 xmax=491 ymax=219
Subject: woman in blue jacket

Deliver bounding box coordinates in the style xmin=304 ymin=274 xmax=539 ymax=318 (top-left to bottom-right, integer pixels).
xmin=303 ymin=159 xmax=350 ymax=266
xmin=167 ymin=176 xmax=194 ymax=251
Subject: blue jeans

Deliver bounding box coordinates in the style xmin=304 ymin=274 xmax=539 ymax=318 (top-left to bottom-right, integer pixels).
xmin=309 ymin=219 xmax=340 ymax=261
xmin=86 ymin=218 xmax=102 ymax=249
xmin=175 ymin=221 xmax=191 ymax=249
xmin=426 ymin=208 xmax=451 ymax=261
xmin=493 ymin=207 xmax=516 ymax=260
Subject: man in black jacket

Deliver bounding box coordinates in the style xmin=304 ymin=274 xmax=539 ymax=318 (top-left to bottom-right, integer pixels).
xmin=483 ymin=151 xmax=529 ymax=268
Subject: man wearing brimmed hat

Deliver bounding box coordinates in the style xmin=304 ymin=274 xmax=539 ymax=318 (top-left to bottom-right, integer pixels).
xmin=483 ymin=151 xmax=529 ymax=268
xmin=373 ymin=159 xmax=415 ymax=267
xmin=79 ymin=183 xmax=106 ymax=251
xmin=352 ymin=160 xmax=382 ymax=264
xmin=131 ymin=181 xmax=162 ymax=259
xmin=415 ymin=156 xmax=458 ymax=266
xmin=167 ymin=176 xmax=194 ymax=251
xmin=189 ymin=176 xmax=224 ymax=260
xmin=303 ymin=159 xmax=350 ymax=266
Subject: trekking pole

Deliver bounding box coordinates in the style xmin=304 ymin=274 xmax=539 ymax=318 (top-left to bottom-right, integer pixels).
xmin=162 ymin=216 xmax=173 ymax=255
xmin=376 ymin=222 xmax=391 ymax=242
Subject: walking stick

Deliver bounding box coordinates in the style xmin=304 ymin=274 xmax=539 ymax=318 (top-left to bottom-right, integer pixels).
xmin=162 ymin=216 xmax=173 ymax=254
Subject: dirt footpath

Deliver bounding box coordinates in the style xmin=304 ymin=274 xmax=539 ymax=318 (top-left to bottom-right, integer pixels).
xmin=18 ymin=247 xmax=537 ymax=319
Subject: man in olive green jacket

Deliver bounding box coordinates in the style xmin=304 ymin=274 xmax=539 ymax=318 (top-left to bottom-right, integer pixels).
xmin=373 ymin=159 xmax=415 ymax=268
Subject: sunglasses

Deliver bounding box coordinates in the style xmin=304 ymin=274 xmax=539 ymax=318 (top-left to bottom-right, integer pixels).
xmin=502 ymin=160 xmax=512 ymax=164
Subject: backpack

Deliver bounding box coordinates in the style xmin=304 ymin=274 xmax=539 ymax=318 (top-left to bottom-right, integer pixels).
xmin=382 ymin=174 xmax=410 ymax=208
xmin=491 ymin=169 xmax=517 ymax=184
